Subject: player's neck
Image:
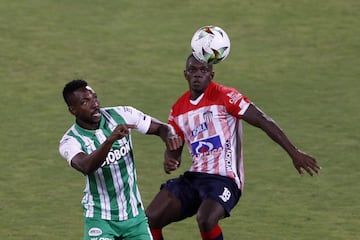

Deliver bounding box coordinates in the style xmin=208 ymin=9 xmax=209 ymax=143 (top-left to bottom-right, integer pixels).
xmin=190 ymin=92 xmax=204 ymax=104
xmin=76 ymin=119 xmax=100 ymax=130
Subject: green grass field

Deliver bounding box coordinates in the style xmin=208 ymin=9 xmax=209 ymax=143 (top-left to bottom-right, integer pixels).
xmin=1 ymin=0 xmax=359 ymax=239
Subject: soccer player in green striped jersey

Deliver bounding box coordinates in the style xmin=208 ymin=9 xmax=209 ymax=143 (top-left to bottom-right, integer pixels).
xmin=59 ymin=79 xmax=182 ymax=240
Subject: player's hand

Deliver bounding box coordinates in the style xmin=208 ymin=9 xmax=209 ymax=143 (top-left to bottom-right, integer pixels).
xmin=166 ymin=135 xmax=183 ymax=151
xmin=164 ymin=149 xmax=180 ymax=174
xmin=165 ymin=124 xmax=183 ymax=150
xmin=109 ymin=124 xmax=137 ymax=141
xmin=291 ymin=149 xmax=321 ymax=176
xmin=164 ymin=157 xmax=180 ymax=174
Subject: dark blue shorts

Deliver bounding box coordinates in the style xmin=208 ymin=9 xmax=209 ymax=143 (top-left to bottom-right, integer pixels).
xmin=161 ymin=171 xmax=241 ymax=218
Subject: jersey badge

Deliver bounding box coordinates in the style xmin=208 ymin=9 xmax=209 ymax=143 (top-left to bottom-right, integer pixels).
xmin=203 ymin=110 xmax=213 ymax=123
xmin=191 ymin=135 xmax=222 ymax=156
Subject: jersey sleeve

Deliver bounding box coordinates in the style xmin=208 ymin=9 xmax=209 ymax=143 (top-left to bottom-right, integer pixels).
xmin=59 ymin=136 xmax=83 ymax=165
xmin=168 ymin=108 xmax=185 ymax=140
xmin=223 ymin=88 xmax=251 ymax=118
xmin=116 ymin=106 xmax=152 ymax=134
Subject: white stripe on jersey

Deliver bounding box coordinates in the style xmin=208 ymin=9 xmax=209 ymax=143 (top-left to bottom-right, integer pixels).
xmin=236 ymin=119 xmax=245 ymax=189
xmin=109 ymin=161 xmax=128 ymax=221
xmin=95 ymin=168 xmax=111 ymax=220
xmin=134 ymin=171 xmax=143 ymax=211
xmin=239 ymin=99 xmax=250 ymax=115
xmin=124 ymin=154 xmax=139 ymax=217
xmin=95 ymin=129 xmax=107 ymax=144
xmin=83 ymin=178 xmax=94 ymax=218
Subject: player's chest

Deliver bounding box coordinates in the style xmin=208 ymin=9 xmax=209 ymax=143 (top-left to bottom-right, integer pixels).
xmin=176 ymin=106 xmax=230 ymax=137
xmin=83 ymin=129 xmax=129 ymax=153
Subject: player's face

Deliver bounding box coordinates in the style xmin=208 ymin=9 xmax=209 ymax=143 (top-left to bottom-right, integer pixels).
xmin=184 ymin=56 xmax=214 ymax=99
xmin=69 ymin=87 xmax=101 ymax=130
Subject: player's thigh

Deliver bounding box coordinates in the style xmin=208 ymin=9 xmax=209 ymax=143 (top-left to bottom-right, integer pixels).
xmin=197 ymin=199 xmax=226 ymax=225
xmin=146 ymin=188 xmax=183 ymax=223
xmin=147 ymin=174 xmax=202 ymax=226
xmin=197 ymin=173 xmax=241 ymax=217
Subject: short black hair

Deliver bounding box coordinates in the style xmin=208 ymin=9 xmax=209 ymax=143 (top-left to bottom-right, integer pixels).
xmin=187 ymin=53 xmax=213 ymax=66
xmin=186 ymin=53 xmax=213 ymax=73
xmin=62 ymin=79 xmax=88 ymax=106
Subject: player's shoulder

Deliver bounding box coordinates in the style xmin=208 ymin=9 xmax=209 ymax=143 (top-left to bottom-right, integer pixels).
xmin=60 ymin=124 xmax=75 ymax=139
xmin=102 ymin=106 xmax=137 ymax=115
xmin=59 ymin=128 xmax=77 ymax=145
xmin=172 ymin=91 xmax=190 ymax=108
xmin=212 ymin=81 xmax=247 ymax=100
xmin=211 ymin=81 xmax=239 ymax=95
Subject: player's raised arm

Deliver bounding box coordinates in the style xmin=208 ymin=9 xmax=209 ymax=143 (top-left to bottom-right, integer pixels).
xmin=242 ymin=103 xmax=321 ymax=176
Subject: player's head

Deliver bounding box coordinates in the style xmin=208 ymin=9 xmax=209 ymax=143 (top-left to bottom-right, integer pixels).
xmin=184 ymin=54 xmax=214 ymax=98
xmin=63 ymin=79 xmax=89 ymax=106
xmin=63 ymin=79 xmax=101 ymax=129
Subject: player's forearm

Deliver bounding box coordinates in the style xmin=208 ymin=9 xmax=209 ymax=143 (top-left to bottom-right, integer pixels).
xmin=157 ymin=124 xmax=171 ymax=142
xmin=261 ymin=120 xmax=298 ymax=158
xmin=244 ymin=104 xmax=298 ymax=158
xmin=151 ymin=122 xmax=175 ymax=142
xmin=75 ymin=139 xmax=115 ymax=175
xmin=148 ymin=121 xmax=177 ymax=146
xmin=165 ymin=148 xmax=182 ymax=163
xmin=147 ymin=119 xmax=167 ymax=139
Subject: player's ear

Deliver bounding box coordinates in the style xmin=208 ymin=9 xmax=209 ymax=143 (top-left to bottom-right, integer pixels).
xmin=68 ymin=106 xmax=76 ymax=115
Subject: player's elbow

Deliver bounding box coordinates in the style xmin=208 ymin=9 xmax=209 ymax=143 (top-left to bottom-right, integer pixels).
xmin=71 ymin=160 xmax=93 ymax=175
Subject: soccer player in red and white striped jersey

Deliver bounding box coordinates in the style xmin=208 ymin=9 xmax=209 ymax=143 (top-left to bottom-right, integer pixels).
xmin=146 ymin=54 xmax=321 ymax=240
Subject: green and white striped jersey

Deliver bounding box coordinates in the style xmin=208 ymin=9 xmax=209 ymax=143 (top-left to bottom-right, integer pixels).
xmin=59 ymin=106 xmax=152 ymax=221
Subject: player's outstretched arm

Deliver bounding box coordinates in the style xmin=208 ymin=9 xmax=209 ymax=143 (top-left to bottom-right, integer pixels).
xmin=242 ymin=104 xmax=321 ymax=176
xmin=147 ymin=118 xmax=183 ymax=151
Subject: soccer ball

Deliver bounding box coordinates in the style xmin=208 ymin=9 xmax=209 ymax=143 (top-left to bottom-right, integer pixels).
xmin=191 ymin=25 xmax=231 ymax=64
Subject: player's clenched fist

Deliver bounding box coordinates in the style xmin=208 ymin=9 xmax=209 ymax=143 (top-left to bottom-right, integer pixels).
xmin=109 ymin=124 xmax=137 ymax=141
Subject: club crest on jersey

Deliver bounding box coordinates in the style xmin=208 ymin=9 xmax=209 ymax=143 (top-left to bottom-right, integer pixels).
xmin=203 ymin=110 xmax=213 ymax=123
xmin=191 ymin=136 xmax=222 ymax=157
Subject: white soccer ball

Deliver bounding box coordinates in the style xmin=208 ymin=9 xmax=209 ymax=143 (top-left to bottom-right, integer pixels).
xmin=191 ymin=25 xmax=231 ymax=64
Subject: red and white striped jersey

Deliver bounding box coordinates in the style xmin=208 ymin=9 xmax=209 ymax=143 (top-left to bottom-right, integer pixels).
xmin=168 ymin=81 xmax=251 ymax=190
